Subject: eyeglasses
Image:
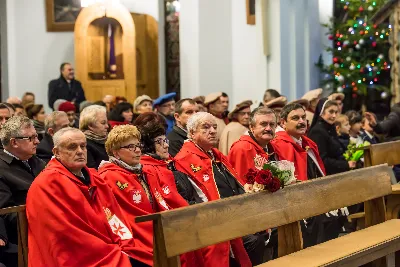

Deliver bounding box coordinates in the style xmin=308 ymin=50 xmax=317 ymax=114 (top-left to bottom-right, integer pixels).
xmin=154 ymin=138 xmax=169 ymax=146
xmin=14 ymin=134 xmax=39 ymax=142
xmin=238 ymin=111 xmax=251 ymax=116
xmin=120 ymin=143 xmax=143 ymax=151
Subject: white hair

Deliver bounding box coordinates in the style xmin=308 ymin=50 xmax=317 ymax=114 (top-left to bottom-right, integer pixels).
xmin=53 ymin=127 xmax=85 ymax=147
xmin=79 ymin=105 xmax=107 ymax=131
xmin=45 ymin=111 xmax=68 ymax=132
xmin=186 ymin=112 xmax=217 ymax=135
xmin=0 ymin=116 xmax=33 ymax=146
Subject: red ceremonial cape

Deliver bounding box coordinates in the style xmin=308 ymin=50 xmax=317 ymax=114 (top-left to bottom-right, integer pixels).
xmin=26 ymin=158 xmax=152 ymax=267
xmin=271 ymin=131 xmax=326 ymax=181
xmin=99 ymin=157 xmax=203 ymax=267
xmin=228 ymin=135 xmax=271 ymax=181
xmin=174 ymin=141 xmax=252 ymax=267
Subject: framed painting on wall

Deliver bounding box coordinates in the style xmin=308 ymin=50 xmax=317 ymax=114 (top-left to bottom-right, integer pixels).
xmin=46 ymin=0 xmax=82 ymax=31
xmin=246 ymin=0 xmax=255 ymax=25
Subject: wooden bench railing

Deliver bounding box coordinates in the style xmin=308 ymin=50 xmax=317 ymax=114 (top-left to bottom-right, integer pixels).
xmin=0 ymin=205 xmax=27 ymax=267
xmin=348 ymin=141 xmax=400 ymax=229
xmin=137 ymin=165 xmax=400 ymax=267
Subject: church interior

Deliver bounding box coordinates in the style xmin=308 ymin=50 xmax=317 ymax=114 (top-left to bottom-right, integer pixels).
xmin=2 ymin=0 xmax=400 ymax=266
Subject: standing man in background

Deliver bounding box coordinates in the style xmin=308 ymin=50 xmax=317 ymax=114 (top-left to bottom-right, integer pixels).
xmin=48 ymin=63 xmax=86 ymax=111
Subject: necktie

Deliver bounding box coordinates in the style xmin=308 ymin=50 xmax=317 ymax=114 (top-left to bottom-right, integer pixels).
xmin=22 ymin=160 xmax=31 ymax=171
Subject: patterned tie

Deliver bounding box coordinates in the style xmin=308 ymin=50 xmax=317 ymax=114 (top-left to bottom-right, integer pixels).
xmin=22 ymin=160 xmax=31 ymax=171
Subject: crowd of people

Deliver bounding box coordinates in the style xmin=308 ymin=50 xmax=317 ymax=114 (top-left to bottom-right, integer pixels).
xmin=0 ymin=62 xmax=398 ymax=267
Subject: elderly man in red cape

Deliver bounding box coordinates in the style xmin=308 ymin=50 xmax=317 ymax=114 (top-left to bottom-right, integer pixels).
xmin=271 ymin=103 xmax=325 ymax=181
xmin=174 ymin=112 xmax=262 ymax=267
xmin=228 ymin=107 xmax=278 ymax=180
xmin=26 ymin=127 xmax=152 ymax=267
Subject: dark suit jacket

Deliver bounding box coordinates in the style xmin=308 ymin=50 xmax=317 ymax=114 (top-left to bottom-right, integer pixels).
xmin=167 ymin=126 xmax=187 ymax=157
xmin=48 ymin=76 xmax=86 ymax=110
xmin=0 ymin=150 xmax=45 ymax=244
xmin=86 ymin=139 xmax=108 ymax=169
xmin=36 ymin=134 xmax=54 ymax=163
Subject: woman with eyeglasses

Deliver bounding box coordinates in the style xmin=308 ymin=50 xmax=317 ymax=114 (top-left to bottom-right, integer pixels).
xmin=98 ymin=122 xmax=202 ymax=267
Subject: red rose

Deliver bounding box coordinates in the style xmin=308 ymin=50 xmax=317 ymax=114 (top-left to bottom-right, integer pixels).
xmin=266 ymin=177 xmax=281 ymax=193
xmin=255 ymin=169 xmax=273 ymax=185
xmin=245 ymin=168 xmax=258 ymax=184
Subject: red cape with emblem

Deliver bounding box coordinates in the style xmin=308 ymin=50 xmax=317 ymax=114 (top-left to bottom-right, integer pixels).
xmin=174 ymin=141 xmax=252 ymax=267
xmin=271 ymin=131 xmax=326 ymax=181
xmin=26 ymin=158 xmax=152 ymax=267
xmin=99 ymin=157 xmax=203 ymax=267
xmin=228 ymin=135 xmax=272 ymax=181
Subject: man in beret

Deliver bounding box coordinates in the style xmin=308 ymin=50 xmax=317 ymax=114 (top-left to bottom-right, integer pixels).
xmin=204 ymin=92 xmax=227 ymax=145
xmin=58 ymin=101 xmax=78 ymax=128
xmin=219 ymin=100 xmax=252 ymax=155
xmin=264 ymin=96 xmax=287 ymax=132
xmin=302 ymin=88 xmax=322 ymax=126
xmin=193 ymin=96 xmax=207 ymax=112
xmin=153 ymin=92 xmax=176 ymax=134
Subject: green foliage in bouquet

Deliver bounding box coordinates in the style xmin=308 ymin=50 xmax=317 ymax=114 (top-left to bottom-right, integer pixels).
xmin=263 ymin=161 xmax=296 ymax=187
xmin=343 ymin=140 xmax=371 ymax=161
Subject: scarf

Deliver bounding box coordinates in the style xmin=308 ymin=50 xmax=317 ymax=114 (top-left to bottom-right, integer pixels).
xmin=109 ymin=156 xmax=142 ymax=174
xmin=84 ymin=130 xmax=107 ymax=144
xmin=108 ymin=156 xmax=154 ymax=207
xmin=33 ymin=120 xmax=45 ymax=135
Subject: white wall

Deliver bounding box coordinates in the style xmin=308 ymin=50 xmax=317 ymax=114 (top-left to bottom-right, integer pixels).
xmin=1 ymin=0 xmax=161 ymax=111
xmin=231 ymin=0 xmax=267 ymax=107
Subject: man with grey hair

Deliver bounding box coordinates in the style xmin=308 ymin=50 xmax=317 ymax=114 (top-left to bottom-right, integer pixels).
xmin=228 ymin=106 xmax=278 ymax=179
xmin=174 ymin=112 xmax=254 ymax=266
xmin=36 ymin=111 xmax=70 ymax=163
xmin=0 ymin=116 xmax=45 ymax=261
xmin=27 ymin=127 xmax=152 ymax=266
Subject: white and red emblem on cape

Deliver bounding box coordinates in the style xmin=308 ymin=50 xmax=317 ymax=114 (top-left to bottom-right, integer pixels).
xmin=154 ymin=190 xmax=169 ymax=210
xmin=103 ymin=207 xmax=133 ymax=240
xmin=162 ymin=185 xmax=170 ymax=195
xmin=203 ymin=174 xmax=210 ymax=182
xmin=132 ymin=190 xmax=142 ymax=204
xmin=254 ymin=154 xmax=268 ymax=170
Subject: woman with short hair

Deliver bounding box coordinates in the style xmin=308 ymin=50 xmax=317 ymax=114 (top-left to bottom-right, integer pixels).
xmin=79 ymin=105 xmax=109 ymax=169
xmin=98 ymin=124 xmax=200 ymax=267
xmin=108 ymin=102 xmax=133 ymax=128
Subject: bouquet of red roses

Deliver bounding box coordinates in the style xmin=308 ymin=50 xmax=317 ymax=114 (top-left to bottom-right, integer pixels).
xmin=244 ymin=160 xmax=296 ymax=193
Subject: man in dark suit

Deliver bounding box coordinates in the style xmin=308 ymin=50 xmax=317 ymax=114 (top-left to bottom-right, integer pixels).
xmin=0 ymin=116 xmax=45 ymax=266
xmin=36 ymin=111 xmax=70 ymax=163
xmin=167 ymin=98 xmax=198 ymax=157
xmin=48 ymin=62 xmax=86 ymax=111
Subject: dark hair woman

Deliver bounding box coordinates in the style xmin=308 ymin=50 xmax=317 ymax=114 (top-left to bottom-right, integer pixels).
xmin=108 ymin=102 xmax=133 ymax=128
xmin=25 ymin=104 xmax=46 ymax=141
xmin=308 ymin=98 xmax=355 ymax=175
xmin=134 ymin=112 xmax=199 ymax=205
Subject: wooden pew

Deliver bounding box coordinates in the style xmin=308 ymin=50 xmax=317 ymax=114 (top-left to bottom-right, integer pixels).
xmin=137 ymin=165 xmax=400 ymax=267
xmin=0 ymin=205 xmax=27 ymax=267
xmin=348 ymin=141 xmax=400 ymax=228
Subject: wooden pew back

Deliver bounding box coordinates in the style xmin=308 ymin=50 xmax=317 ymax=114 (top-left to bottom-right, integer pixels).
xmin=0 ymin=205 xmax=27 ymax=267
xmin=364 ymin=140 xmax=400 ymax=167
xmin=136 ymin=165 xmax=394 ymax=266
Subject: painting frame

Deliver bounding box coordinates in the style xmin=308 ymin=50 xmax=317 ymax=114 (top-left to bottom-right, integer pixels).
xmin=246 ymin=0 xmax=256 ymax=25
xmin=45 ymin=0 xmax=82 ymax=32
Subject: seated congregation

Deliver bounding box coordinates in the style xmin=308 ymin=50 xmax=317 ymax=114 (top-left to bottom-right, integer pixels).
xmin=0 ymin=82 xmax=398 ymax=267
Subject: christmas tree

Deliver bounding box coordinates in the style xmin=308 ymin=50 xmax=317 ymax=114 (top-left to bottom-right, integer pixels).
xmin=317 ymin=0 xmax=392 ymax=113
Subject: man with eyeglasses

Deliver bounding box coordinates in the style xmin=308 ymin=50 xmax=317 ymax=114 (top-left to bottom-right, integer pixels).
xmin=0 ymin=116 xmax=45 ymax=266
xmin=27 ymin=127 xmax=152 ymax=267
xmin=219 ymin=100 xmax=252 ymax=155
xmin=153 ymin=92 xmax=176 ymax=134
xmin=174 ymin=112 xmax=253 ymax=267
